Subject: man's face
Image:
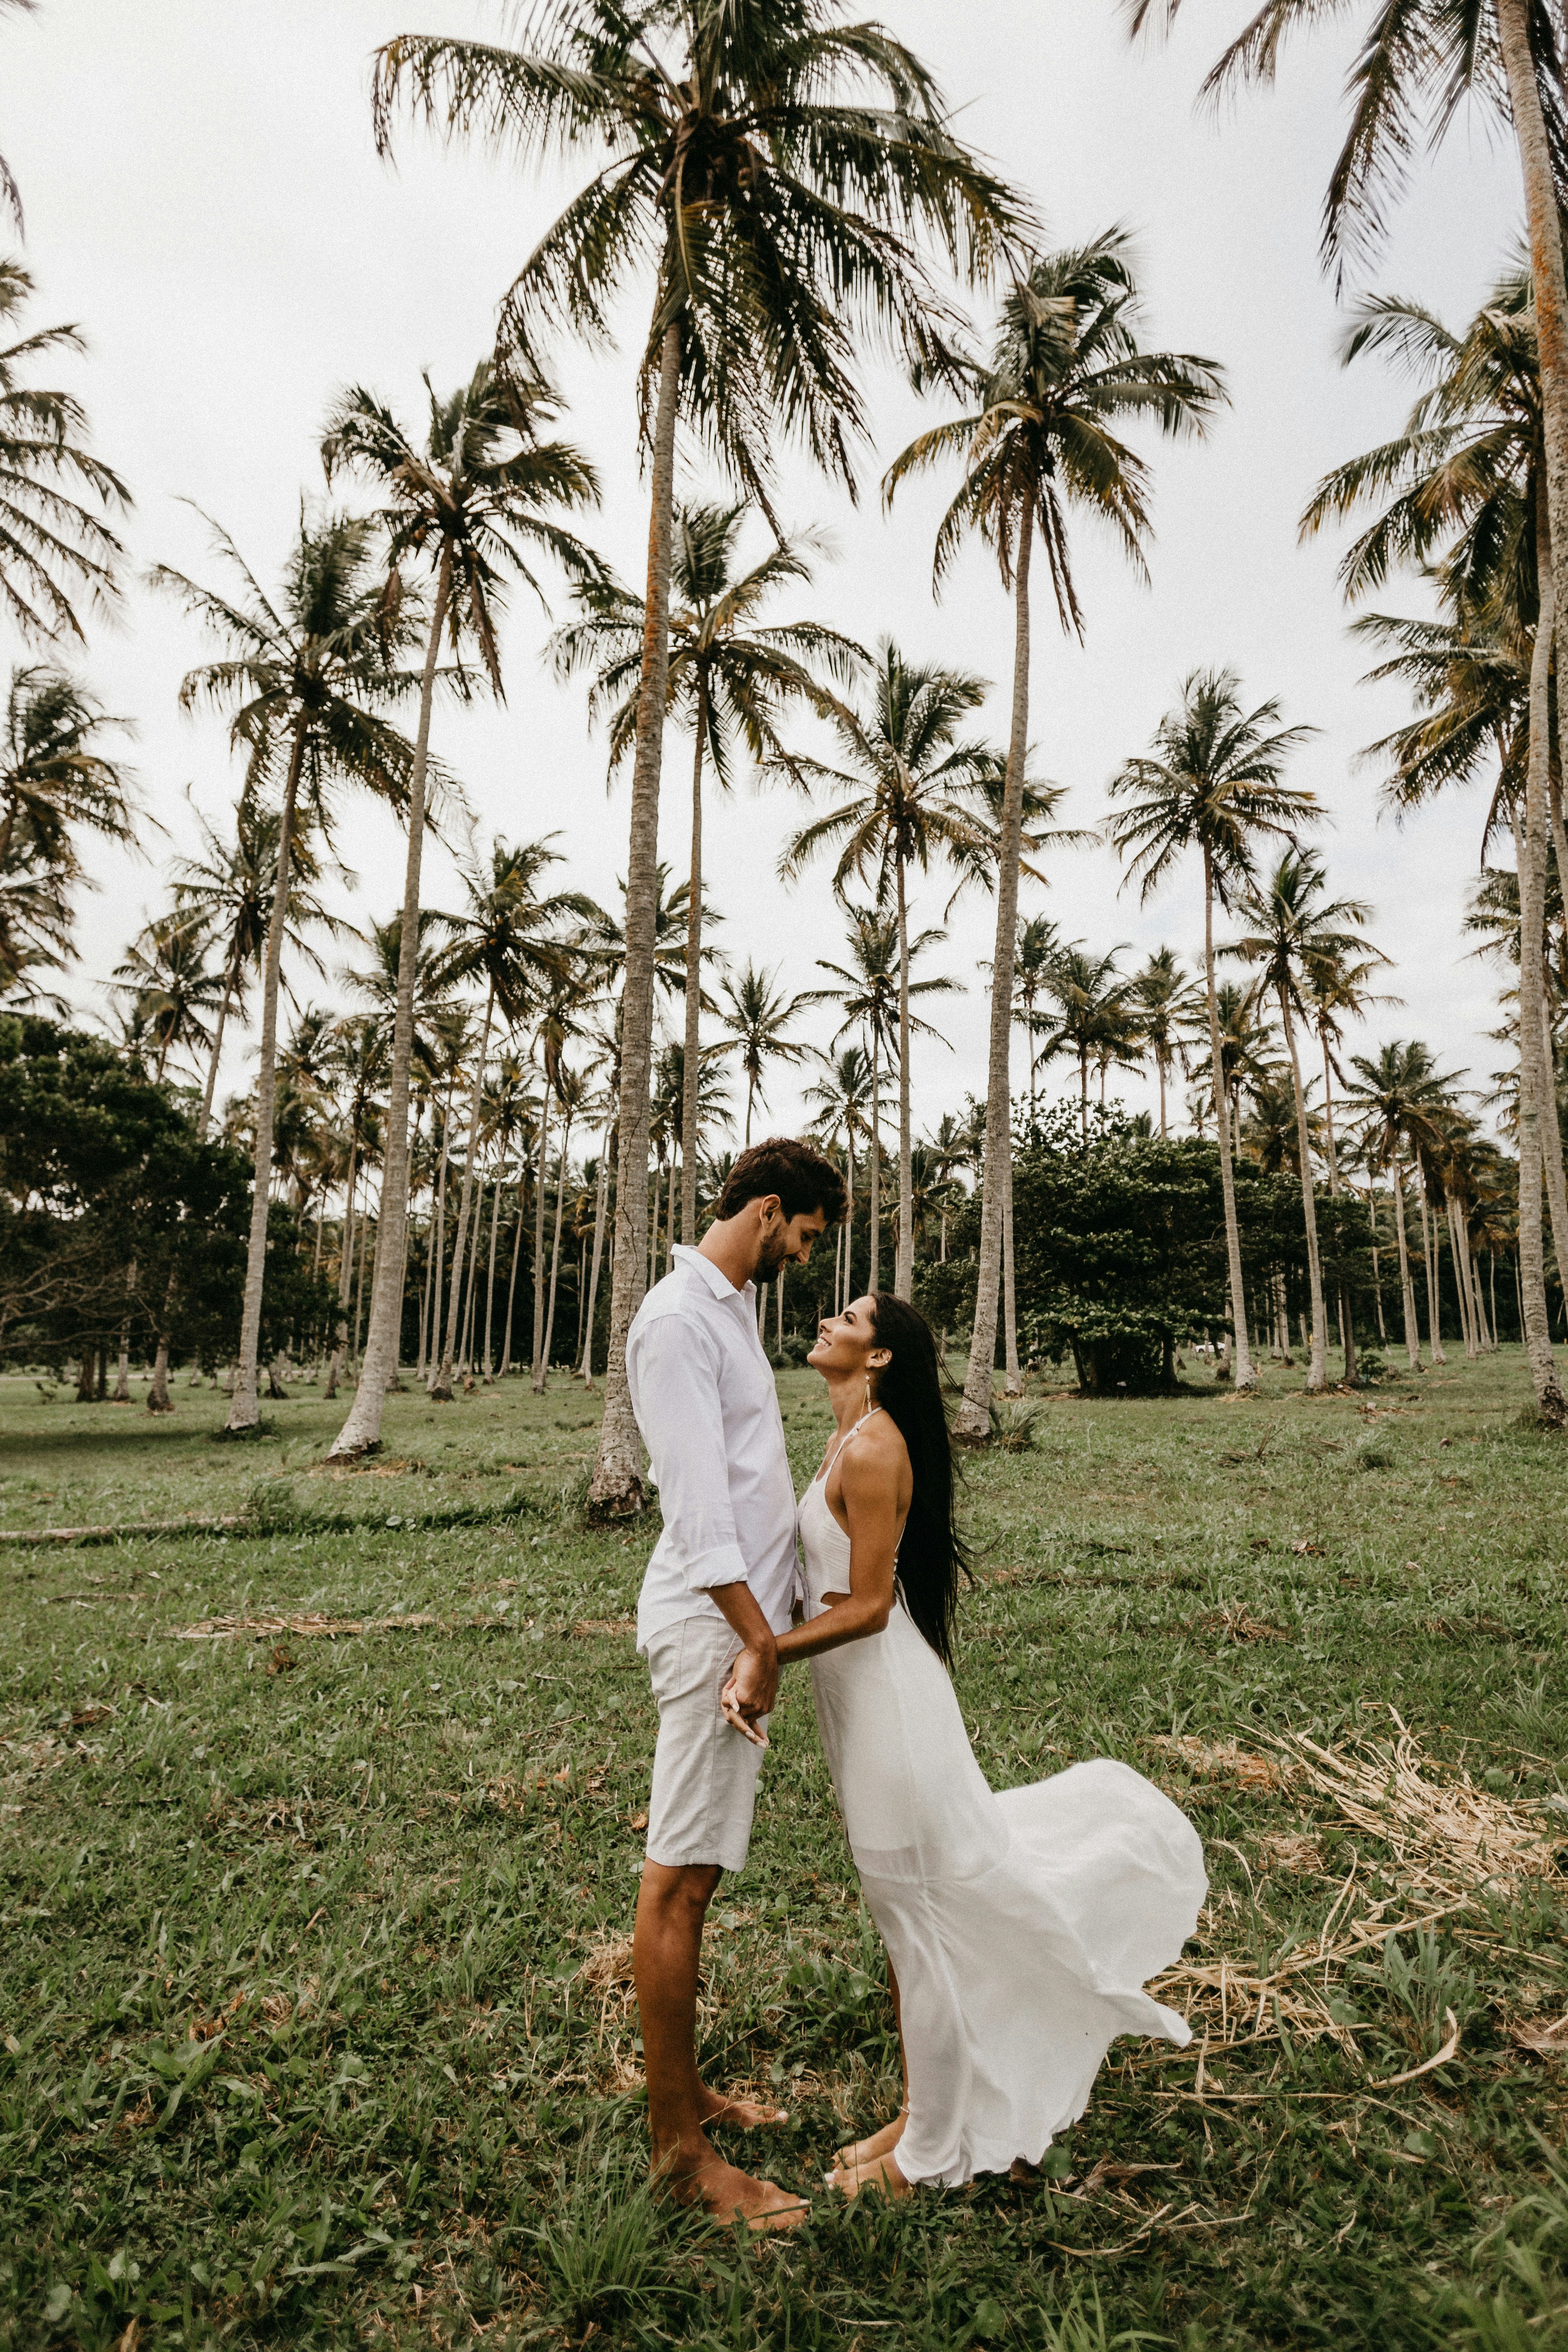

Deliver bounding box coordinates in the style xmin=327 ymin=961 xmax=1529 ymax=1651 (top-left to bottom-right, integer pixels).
xmin=756 ymin=1200 xmax=827 ymax=1278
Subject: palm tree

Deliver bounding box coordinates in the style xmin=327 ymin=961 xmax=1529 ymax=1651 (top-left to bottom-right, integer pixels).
xmin=425 ymin=836 xmax=592 ymax=1400
xmin=153 ymin=510 xmax=422 ymax=1436
xmin=0 ymin=260 xmax=130 ymax=643
xmin=322 ymin=1013 xmax=390 ymax=1401
xmin=807 ymin=908 xmax=956 ymax=1296
xmin=1011 ymin=915 xmax=1065 ymax=1120
xmin=1133 ymin=14 xmax=1568 ymax=1232
xmin=884 ymin=230 xmax=1224 ymax=1435
xmin=530 ymin=970 xmax=594 ymax=1394
xmin=373 ymin=2 xmax=1025 ymax=1513
xmin=552 ymin=501 xmax=862 ymax=1246
xmin=804 ymin=1044 xmax=873 ymax=1310
xmin=321 ymin=364 xmax=600 ymax=1460
xmin=1128 ymin=948 xmax=1198 ymax=1140
xmin=0 ymin=838 xmax=71 ymax=1004
xmin=172 ymin=797 xmax=337 ymax=1140
xmin=715 ymin=962 xmax=813 ymax=1149
xmin=1304 ymin=268 xmax=1568 ymax=1412
xmin=111 ymin=911 xmax=228 ymax=1084
xmin=1224 ymin=850 xmax=1378 ymax=1391
xmin=779 ymin=643 xmax=995 ymax=1296
xmin=1344 ymin=1041 xmax=1456 ymax=1376
xmin=1037 ymin=946 xmax=1133 ymax=1139
xmin=0 ymin=665 xmax=135 ymax=870
xmin=1108 ymin=669 xmax=1318 ymax=1391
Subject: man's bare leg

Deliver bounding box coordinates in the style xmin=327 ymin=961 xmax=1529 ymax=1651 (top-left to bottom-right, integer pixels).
xmin=633 ymin=1860 xmax=805 ymax=2229
xmin=835 ymin=1952 xmax=908 ymax=2170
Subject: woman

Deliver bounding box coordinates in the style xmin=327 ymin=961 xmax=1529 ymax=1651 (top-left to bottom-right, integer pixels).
xmin=734 ymin=1293 xmax=1205 ymax=2197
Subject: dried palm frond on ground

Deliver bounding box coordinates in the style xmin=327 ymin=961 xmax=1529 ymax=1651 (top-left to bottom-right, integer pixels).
xmin=1185 ymin=1608 xmax=1292 ymax=1644
xmin=1143 ymin=1735 xmax=1291 ymax=1792
xmin=1273 ymin=1716 xmax=1561 ymax=1894
xmin=173 ymin=1609 xmax=442 ymax=1641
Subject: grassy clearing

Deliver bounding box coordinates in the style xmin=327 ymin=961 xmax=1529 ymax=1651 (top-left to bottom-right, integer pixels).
xmin=2 ymin=1352 xmax=1566 ymax=2351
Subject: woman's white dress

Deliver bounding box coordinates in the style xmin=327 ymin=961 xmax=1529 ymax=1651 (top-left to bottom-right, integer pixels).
xmin=798 ymin=1466 xmax=1206 ymax=2187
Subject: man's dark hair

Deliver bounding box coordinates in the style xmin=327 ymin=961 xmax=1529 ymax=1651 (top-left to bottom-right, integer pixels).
xmin=712 ymin=1136 xmax=848 ymax=1225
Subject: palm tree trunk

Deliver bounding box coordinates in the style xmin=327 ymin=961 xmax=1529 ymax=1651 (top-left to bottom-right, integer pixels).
xmin=432 ymin=980 xmax=495 ymax=1399
xmin=323 ymin=1133 xmax=358 ymax=1400
xmin=1280 ymin=986 xmax=1327 ymax=1391
xmin=1002 ymin=1154 xmax=1021 ymax=1395
xmin=1202 ymin=848 xmax=1256 ymax=1392
xmin=543 ymin=1110 xmax=574 ymax=1371
xmin=1512 ymin=670 xmax=1566 ymax=1413
xmin=532 ymin=1087 xmax=554 ymax=1394
xmin=1390 ymin=1155 xmax=1422 ymax=1370
xmin=198 ymin=946 xmax=240 ymax=1141
xmin=482 ymin=1157 xmax=502 ymax=1378
xmin=588 ymin=320 xmax=680 ymax=1514
xmin=957 ymin=504 xmax=1032 ymax=1441
xmin=329 ymin=541 xmax=452 ymax=1458
xmin=868 ymin=1041 xmax=882 ymax=1297
xmin=894 ymin=851 xmax=914 ymax=1301
xmin=579 ymin=1116 xmax=612 ymax=1387
xmin=1449 ymin=1195 xmax=1478 ymax=1358
xmin=223 ymin=715 xmax=307 ymax=1436
xmin=681 ymin=701 xmax=705 ymax=1246
xmin=1416 ymin=1176 xmax=1447 ymax=1364
xmin=499 ymin=1177 xmax=525 ymax=1378
xmin=1157 ymin=1048 xmax=1167 ymax=1141
xmin=427 ymin=1091 xmax=453 ymax=1376
xmin=1368 ymin=1183 xmax=1387 ymax=1341
xmin=744 ymin=1074 xmax=755 ymax=1150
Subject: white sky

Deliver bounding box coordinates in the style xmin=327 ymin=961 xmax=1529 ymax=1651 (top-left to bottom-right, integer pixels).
xmin=6 ymin=0 xmax=1530 ymax=1144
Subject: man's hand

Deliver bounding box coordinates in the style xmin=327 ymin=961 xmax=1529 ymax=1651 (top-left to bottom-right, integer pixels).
xmin=720 ymin=1669 xmax=769 ymax=1747
xmin=728 ymin=1641 xmax=777 ymax=1724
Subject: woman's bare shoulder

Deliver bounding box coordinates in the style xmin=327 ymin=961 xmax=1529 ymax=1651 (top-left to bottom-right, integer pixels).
xmin=839 ymin=1412 xmax=909 ymax=1486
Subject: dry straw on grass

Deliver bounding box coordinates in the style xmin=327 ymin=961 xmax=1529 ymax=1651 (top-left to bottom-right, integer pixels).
xmin=1144 ymin=1716 xmax=1561 ymax=2062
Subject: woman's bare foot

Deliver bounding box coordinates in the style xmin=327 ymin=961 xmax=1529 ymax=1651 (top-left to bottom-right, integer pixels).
xmin=834 ymin=2106 xmax=908 ymax=2169
xmin=824 ymin=2150 xmax=910 ymax=2200
xmin=656 ymin=2143 xmax=808 ymax=2230
xmin=698 ymin=2084 xmax=788 ymax=2129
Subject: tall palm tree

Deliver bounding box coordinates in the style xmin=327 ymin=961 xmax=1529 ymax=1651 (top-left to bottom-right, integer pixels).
xmin=779 ymin=643 xmax=994 ymax=1296
xmin=0 ymin=260 xmax=130 ymax=643
xmin=373 ymin=2 xmax=1025 ymax=1513
xmin=552 ymin=501 xmax=862 ymax=1246
xmin=1037 ymin=946 xmax=1133 ymax=1139
xmin=804 ymin=1044 xmax=873 ymax=1309
xmin=715 ymin=962 xmax=813 ymax=1148
xmin=1224 ymin=849 xmax=1378 ymax=1392
xmin=1344 ymin=1041 xmax=1455 ymax=1374
xmin=807 ymin=908 xmax=956 ymax=1296
xmin=884 ymin=230 xmax=1224 ymax=1433
xmin=425 ymin=835 xmax=593 ymax=1400
xmin=321 ymin=364 xmax=600 ymax=1460
xmin=153 ymin=510 xmax=422 ymax=1435
xmin=322 ymin=1013 xmax=390 ymax=1401
xmin=1128 ymin=14 xmax=1568 ymax=1270
xmin=1108 ymin=669 xmax=1318 ymax=1391
xmin=1128 ymin=947 xmax=1198 ymax=1139
xmin=172 ymin=797 xmax=337 ymax=1140
xmin=111 ymin=911 xmax=227 ymax=1084
xmin=1011 ymin=915 xmax=1065 ymax=1120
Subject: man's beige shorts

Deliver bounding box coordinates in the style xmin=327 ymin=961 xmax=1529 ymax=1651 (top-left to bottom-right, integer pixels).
xmin=644 ymin=1614 xmax=770 ymax=1874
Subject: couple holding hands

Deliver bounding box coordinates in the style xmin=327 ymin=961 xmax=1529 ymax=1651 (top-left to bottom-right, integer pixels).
xmin=624 ymin=1137 xmax=1206 ymax=2230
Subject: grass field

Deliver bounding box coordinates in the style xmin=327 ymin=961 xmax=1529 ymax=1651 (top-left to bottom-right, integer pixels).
xmin=2 ymin=1348 xmax=1567 ymax=2352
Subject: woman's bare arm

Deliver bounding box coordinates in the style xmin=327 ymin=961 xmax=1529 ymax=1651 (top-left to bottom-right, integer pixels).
xmin=772 ymin=1423 xmax=907 ymax=1664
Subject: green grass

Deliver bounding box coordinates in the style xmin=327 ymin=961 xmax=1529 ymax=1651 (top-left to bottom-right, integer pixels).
xmin=2 ymin=1350 xmax=1567 ymax=2351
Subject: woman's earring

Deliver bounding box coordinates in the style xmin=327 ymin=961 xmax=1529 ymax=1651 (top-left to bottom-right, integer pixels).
xmin=864 ymin=1373 xmax=873 ymax=1415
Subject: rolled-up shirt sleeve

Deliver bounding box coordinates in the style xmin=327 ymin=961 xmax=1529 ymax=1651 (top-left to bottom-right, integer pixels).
xmin=629 ymin=1314 xmax=750 ymax=1593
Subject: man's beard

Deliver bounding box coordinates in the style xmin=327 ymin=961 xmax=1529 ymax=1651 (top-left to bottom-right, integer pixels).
xmin=756 ymin=1232 xmax=793 ymax=1282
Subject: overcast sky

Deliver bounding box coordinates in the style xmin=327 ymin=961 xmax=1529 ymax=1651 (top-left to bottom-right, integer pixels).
xmin=6 ymin=0 xmax=1531 ymax=1145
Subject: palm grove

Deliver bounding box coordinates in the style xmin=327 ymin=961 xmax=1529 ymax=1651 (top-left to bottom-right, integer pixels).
xmin=7 ymin=0 xmax=1568 ymax=1472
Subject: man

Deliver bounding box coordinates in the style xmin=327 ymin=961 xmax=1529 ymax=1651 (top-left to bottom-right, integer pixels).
xmin=626 ymin=1135 xmax=848 ymax=2229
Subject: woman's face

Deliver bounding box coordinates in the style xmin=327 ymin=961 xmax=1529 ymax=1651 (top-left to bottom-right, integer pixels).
xmin=808 ymin=1294 xmax=884 ymax=1381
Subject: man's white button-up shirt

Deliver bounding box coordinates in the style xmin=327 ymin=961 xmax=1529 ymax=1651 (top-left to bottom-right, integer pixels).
xmin=628 ymin=1244 xmax=799 ymax=1653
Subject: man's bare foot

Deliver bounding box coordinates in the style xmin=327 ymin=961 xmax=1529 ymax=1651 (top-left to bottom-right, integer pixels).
xmin=835 ymin=2106 xmax=907 ymax=2169
xmin=655 ymin=2144 xmax=808 ymax=2231
xmin=824 ymin=2150 xmax=910 ymax=2201
xmin=698 ymin=2084 xmax=788 ymax=2129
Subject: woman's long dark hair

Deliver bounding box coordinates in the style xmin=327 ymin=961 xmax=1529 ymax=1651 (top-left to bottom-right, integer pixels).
xmin=869 ymin=1295 xmax=970 ymax=1666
